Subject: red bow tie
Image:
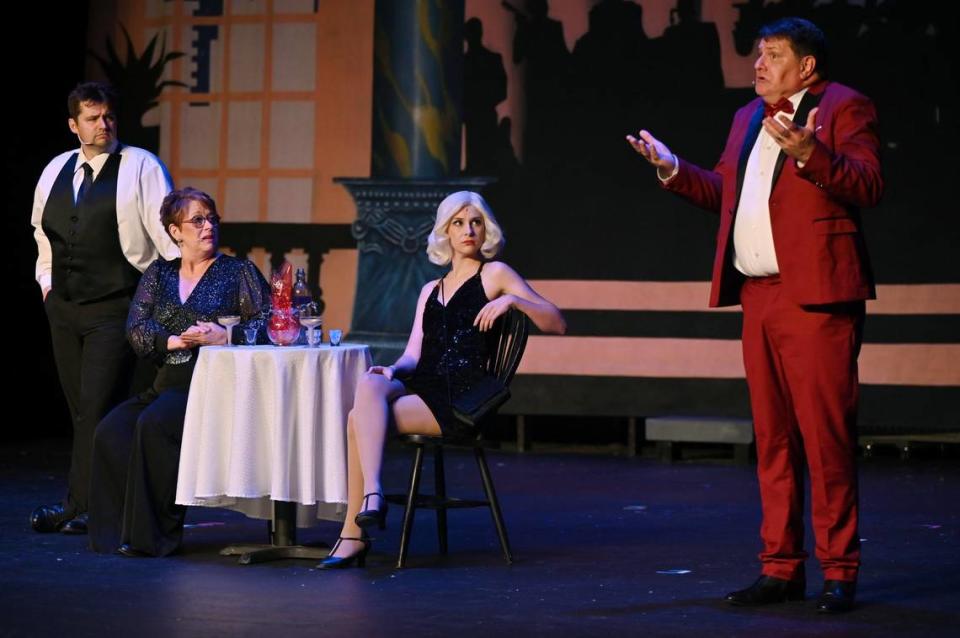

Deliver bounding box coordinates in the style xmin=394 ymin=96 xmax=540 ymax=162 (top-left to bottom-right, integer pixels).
xmin=763 ymin=97 xmax=795 ymax=118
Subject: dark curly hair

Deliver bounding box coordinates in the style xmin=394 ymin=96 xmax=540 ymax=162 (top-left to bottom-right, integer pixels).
xmin=160 ymin=187 xmax=219 ymax=240
xmin=759 ymin=17 xmax=829 ymax=80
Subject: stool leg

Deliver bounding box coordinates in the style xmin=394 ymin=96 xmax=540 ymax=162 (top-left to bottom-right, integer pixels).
xmin=434 ymin=446 xmax=448 ymax=555
xmin=397 ymin=444 xmax=425 ymax=568
xmin=475 ymin=447 xmax=513 ymax=565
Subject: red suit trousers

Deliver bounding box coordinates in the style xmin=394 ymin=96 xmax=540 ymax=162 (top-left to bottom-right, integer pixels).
xmin=740 ymin=275 xmax=863 ymax=582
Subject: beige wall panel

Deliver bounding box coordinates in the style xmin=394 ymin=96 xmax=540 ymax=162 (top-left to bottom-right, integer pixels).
xmin=272 ymin=23 xmax=316 ymax=91
xmin=267 ymin=177 xmax=312 ymax=223
xmin=229 ymin=24 xmax=266 ymax=92
xmin=180 ymin=102 xmax=221 ymax=169
xmin=227 ymin=101 xmax=263 ymax=168
xmin=274 ymin=0 xmax=314 ymax=14
xmin=231 ymin=0 xmax=266 ymax=16
xmin=269 ymin=101 xmax=314 ymax=168
xmin=224 ymin=177 xmax=262 ymax=221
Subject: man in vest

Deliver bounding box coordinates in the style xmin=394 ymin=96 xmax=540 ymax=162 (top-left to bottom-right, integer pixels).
xmin=30 ymin=82 xmax=179 ymax=535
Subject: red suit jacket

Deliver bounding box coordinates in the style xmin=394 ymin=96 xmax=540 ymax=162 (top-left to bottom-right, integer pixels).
xmin=663 ymin=80 xmax=883 ymax=307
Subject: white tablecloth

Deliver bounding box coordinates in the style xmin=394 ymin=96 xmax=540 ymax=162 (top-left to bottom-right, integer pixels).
xmin=175 ymin=344 xmax=371 ymax=526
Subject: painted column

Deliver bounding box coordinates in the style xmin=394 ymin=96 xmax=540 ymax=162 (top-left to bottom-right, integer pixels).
xmin=339 ymin=0 xmax=493 ymax=363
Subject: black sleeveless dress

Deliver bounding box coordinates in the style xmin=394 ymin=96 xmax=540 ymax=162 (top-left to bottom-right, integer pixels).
xmin=401 ymin=264 xmax=497 ymax=438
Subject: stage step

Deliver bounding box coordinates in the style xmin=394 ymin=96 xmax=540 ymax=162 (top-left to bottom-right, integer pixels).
xmin=645 ymin=416 xmax=754 ymax=464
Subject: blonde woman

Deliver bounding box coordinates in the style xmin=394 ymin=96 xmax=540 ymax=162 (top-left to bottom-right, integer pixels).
xmin=320 ymin=191 xmax=566 ymax=568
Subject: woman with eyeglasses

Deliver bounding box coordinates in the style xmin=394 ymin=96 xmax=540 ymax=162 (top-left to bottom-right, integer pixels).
xmin=88 ymin=187 xmax=270 ymax=557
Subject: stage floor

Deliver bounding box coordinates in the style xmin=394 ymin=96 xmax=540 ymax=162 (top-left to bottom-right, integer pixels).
xmin=2 ymin=439 xmax=957 ymax=637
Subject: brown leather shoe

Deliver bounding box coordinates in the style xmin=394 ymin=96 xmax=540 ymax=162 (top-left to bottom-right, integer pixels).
xmin=817 ymin=580 xmax=856 ymax=613
xmin=725 ymin=575 xmax=806 ymax=606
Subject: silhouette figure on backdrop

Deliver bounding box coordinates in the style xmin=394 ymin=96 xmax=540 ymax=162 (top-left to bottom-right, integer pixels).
xmin=661 ymin=0 xmax=725 ymax=99
xmin=463 ymin=17 xmax=508 ymax=175
xmin=505 ymin=0 xmax=569 ymax=174
xmin=654 ymin=0 xmax=729 ymax=167
xmin=568 ymin=0 xmax=653 ymax=182
xmin=493 ymin=117 xmax=520 ymax=178
xmin=848 ymin=0 xmax=954 ymax=148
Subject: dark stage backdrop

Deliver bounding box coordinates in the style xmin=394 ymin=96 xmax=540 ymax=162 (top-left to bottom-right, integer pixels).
xmin=12 ymin=1 xmax=91 ymax=439
xmin=16 ymin=1 xmax=958 ymax=440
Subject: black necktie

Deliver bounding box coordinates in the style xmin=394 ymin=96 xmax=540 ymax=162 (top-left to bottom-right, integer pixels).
xmin=76 ymin=163 xmax=93 ymax=204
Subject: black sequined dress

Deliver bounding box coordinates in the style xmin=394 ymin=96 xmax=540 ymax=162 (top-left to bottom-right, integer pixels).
xmin=401 ymin=263 xmax=497 ymax=438
xmin=89 ymin=254 xmax=270 ymax=555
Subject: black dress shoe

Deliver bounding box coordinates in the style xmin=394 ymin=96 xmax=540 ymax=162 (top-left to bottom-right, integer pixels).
xmin=30 ymin=503 xmax=75 ymax=533
xmin=61 ymin=513 xmax=89 ymax=535
xmin=725 ymin=575 xmax=806 ymax=606
xmin=116 ymin=544 xmax=151 ymax=558
xmin=817 ymin=580 xmax=856 ymax=613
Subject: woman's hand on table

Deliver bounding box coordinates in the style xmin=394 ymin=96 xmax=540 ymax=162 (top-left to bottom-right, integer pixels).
xmin=180 ymin=321 xmax=228 ymax=346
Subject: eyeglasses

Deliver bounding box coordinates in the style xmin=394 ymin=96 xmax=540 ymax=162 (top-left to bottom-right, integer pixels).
xmin=181 ymin=214 xmax=221 ymax=229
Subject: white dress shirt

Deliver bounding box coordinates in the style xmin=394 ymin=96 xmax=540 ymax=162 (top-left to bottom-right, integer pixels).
xmin=31 ymin=143 xmax=180 ymax=292
xmin=731 ymin=89 xmax=807 ymax=277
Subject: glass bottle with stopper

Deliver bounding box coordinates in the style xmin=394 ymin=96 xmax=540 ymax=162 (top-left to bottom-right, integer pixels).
xmin=293 ymin=268 xmax=311 ymax=310
xmin=292 ymin=268 xmax=310 ymax=344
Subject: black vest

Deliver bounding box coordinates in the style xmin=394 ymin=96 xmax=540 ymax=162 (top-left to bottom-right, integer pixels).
xmin=41 ymin=151 xmax=140 ymax=303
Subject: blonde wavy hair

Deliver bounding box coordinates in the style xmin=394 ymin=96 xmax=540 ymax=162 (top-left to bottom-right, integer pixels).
xmin=426 ymin=191 xmax=505 ymax=266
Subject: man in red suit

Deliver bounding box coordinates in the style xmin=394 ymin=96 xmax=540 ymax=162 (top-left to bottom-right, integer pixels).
xmin=627 ymin=17 xmax=881 ymax=613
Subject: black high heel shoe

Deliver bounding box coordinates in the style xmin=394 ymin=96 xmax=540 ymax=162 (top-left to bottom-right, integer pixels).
xmin=317 ymin=536 xmax=371 ymax=569
xmin=355 ymin=492 xmax=388 ymax=530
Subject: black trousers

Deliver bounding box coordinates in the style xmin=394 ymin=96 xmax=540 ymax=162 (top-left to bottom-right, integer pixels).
xmin=45 ymin=292 xmax=135 ymax=514
xmin=88 ymin=388 xmax=189 ymax=556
